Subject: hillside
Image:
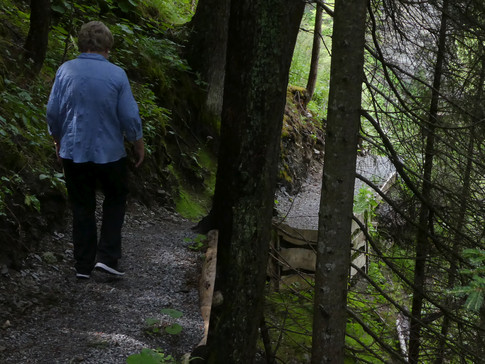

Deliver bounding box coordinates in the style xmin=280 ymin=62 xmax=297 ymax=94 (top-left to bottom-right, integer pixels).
xmin=0 ymin=1 xmax=324 ymax=270
xmin=0 ymin=1 xmax=217 ymax=268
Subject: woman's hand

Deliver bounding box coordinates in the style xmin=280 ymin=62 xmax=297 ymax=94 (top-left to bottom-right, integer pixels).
xmin=54 ymin=140 xmax=61 ymax=163
xmin=134 ymin=138 xmax=145 ymax=168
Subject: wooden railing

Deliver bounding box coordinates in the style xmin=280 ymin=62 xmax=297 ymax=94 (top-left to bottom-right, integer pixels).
xmin=268 ymin=217 xmax=368 ymax=290
xmin=269 ymin=172 xmax=397 ymax=290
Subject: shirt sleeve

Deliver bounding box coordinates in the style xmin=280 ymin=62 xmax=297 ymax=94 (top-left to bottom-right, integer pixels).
xmin=46 ymin=71 xmax=62 ymax=140
xmin=117 ymin=71 xmax=143 ymax=142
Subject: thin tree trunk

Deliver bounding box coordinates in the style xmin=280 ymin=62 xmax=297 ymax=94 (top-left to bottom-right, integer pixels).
xmin=24 ymin=0 xmax=51 ymax=75
xmin=304 ymin=4 xmax=323 ymax=108
xmin=311 ymin=0 xmax=367 ymax=363
xmin=204 ymin=1 xmax=305 ymax=363
xmin=185 ymin=0 xmax=230 ymax=116
xmin=408 ymin=1 xmax=449 ymax=362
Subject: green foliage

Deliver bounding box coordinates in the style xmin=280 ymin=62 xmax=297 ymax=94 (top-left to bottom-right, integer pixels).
xmin=38 ymin=172 xmax=66 ymax=194
xmin=138 ymin=0 xmax=193 ymax=27
xmin=354 ymin=185 xmax=378 ymax=216
xmin=354 ymin=185 xmax=379 ymax=243
xmin=0 ymin=75 xmax=59 ymax=218
xmin=0 ymin=79 xmax=50 ymax=151
xmin=170 ymin=146 xmax=216 ymax=221
xmin=131 ymin=83 xmax=171 ymax=156
xmin=450 ymin=249 xmax=485 ymax=311
xmin=193 ymin=148 xmax=217 ymax=195
xmin=144 ymin=308 xmax=184 ymax=337
xmin=161 ymin=308 xmax=183 ymax=319
xmin=345 ymin=259 xmax=404 ymax=363
xmin=145 ymin=317 xmax=163 ymax=335
xmin=108 ymin=19 xmax=189 ymax=96
xmin=263 ymin=242 xmax=412 ymax=363
xmin=0 ymin=176 xmax=15 ymax=217
xmin=175 ymin=188 xmax=208 ymax=222
xmin=164 ymin=323 xmax=183 ymax=335
xmin=289 ymin=6 xmax=332 ymax=119
xmin=263 ymin=288 xmax=313 ymax=362
xmin=184 ymin=234 xmax=207 ymax=252
xmin=126 ymin=348 xmax=177 ymax=364
xmin=24 ymin=194 xmax=41 ymax=213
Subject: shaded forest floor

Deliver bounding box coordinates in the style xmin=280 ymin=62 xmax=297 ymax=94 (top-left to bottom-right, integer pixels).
xmin=0 ymin=200 xmax=204 ymax=363
xmin=0 ymin=150 xmax=394 ymax=363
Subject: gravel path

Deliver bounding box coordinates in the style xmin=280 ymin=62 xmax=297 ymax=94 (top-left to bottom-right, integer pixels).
xmin=0 ymin=201 xmax=204 ymax=363
xmin=275 ymin=155 xmax=395 ymax=230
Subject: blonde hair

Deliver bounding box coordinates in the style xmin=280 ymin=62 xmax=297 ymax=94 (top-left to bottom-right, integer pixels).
xmin=78 ymin=21 xmax=114 ymax=52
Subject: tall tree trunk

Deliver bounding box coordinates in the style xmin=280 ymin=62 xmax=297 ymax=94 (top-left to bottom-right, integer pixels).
xmin=185 ymin=0 xmax=230 ymax=116
xmin=311 ymin=0 xmax=367 ymax=363
xmin=479 ymin=303 xmax=485 ymax=359
xmin=408 ymin=1 xmax=449 ymax=362
xmin=24 ymin=0 xmax=51 ymax=76
xmin=304 ymin=3 xmax=323 ymax=108
xmin=205 ymin=1 xmax=305 ymax=363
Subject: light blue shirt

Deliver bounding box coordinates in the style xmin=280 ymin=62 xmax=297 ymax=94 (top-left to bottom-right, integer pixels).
xmin=47 ymin=53 xmax=143 ymax=164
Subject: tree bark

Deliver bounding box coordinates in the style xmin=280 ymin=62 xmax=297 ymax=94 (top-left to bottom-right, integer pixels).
xmin=479 ymin=303 xmax=485 ymax=360
xmin=311 ymin=0 xmax=367 ymax=363
xmin=408 ymin=1 xmax=449 ymax=362
xmin=24 ymin=0 xmax=51 ymax=76
xmin=204 ymin=1 xmax=305 ymax=363
xmin=305 ymin=3 xmax=323 ymax=108
xmin=185 ymin=0 xmax=230 ymax=116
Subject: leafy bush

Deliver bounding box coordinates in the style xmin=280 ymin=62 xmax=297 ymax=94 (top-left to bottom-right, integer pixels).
xmin=288 ymin=6 xmax=332 ymax=120
xmin=126 ymin=348 xmax=177 ymax=364
xmin=451 ymin=249 xmax=485 ymax=311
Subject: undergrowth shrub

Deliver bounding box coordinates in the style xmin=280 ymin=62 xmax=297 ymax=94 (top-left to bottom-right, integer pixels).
xmin=0 ymin=74 xmax=67 ymax=262
xmin=288 ymin=6 xmax=332 ymax=121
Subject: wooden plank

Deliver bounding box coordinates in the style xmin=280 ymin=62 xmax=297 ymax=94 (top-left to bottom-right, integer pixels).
xmin=198 ymin=229 xmax=218 ymax=347
xmin=279 ymin=247 xmax=316 ymax=272
xmin=273 ymin=222 xmax=318 ymax=246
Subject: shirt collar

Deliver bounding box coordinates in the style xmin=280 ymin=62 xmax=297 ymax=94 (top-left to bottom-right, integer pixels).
xmin=78 ymin=53 xmax=108 ymax=61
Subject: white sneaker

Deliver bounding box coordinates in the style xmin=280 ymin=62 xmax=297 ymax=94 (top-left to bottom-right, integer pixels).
xmin=95 ymin=262 xmax=125 ymax=276
xmin=76 ymin=272 xmax=90 ymax=279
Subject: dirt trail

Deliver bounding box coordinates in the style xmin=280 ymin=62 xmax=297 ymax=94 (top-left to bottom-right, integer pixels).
xmin=0 ymin=201 xmax=204 ymax=363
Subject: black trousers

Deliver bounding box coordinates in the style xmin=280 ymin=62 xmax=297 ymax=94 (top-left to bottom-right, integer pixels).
xmin=62 ymin=158 xmax=128 ymax=274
